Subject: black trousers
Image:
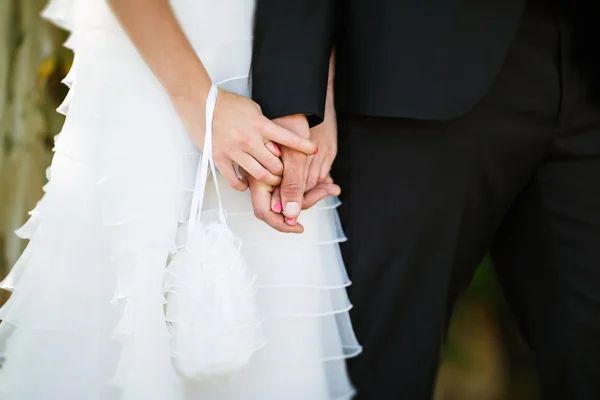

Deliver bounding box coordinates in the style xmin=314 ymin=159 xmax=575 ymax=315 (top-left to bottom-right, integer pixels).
xmin=332 ymin=0 xmax=600 ymax=398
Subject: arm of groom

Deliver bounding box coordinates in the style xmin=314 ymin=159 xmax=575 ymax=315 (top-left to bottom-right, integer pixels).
xmin=252 ymin=0 xmax=337 ymax=229
xmin=252 ymin=0 xmax=336 ymax=126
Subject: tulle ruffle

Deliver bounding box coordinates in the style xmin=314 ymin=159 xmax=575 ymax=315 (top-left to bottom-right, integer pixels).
xmin=0 ymin=0 xmax=360 ymax=399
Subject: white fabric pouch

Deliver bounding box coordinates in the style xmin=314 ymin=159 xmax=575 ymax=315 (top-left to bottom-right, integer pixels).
xmin=164 ymin=86 xmax=265 ymax=379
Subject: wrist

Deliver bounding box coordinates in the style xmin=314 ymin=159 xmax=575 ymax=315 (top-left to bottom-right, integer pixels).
xmin=168 ymin=70 xmax=213 ymax=148
xmin=276 ymin=113 xmax=308 ymax=123
xmin=168 ymin=66 xmax=212 ymax=111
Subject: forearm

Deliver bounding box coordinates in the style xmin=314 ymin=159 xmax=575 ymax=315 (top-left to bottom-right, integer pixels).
xmin=107 ymin=0 xmax=212 ymax=112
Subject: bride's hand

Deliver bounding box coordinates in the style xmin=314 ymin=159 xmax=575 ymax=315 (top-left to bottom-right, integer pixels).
xmin=212 ymin=89 xmax=316 ymax=190
xmin=180 ymin=88 xmax=318 ymax=191
xmin=107 ymin=0 xmax=316 ymax=192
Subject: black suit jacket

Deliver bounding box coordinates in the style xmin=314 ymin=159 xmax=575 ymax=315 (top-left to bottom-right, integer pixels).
xmin=251 ymin=0 xmax=599 ymax=127
xmin=251 ymin=0 xmax=525 ymax=126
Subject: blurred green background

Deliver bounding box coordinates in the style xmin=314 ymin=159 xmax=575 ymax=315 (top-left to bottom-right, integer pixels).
xmin=0 ymin=2 xmax=539 ymax=399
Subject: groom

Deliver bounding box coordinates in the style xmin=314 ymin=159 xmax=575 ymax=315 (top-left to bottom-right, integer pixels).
xmin=251 ymin=0 xmax=600 ymax=399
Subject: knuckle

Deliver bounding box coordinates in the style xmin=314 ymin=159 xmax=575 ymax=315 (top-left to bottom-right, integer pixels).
xmin=256 ymin=170 xmax=270 ymax=182
xmin=253 ymin=207 xmax=266 ymax=221
xmin=252 ymin=115 xmax=267 ymax=132
xmin=270 ymin=175 xmax=282 ymax=186
xmin=239 ymin=132 xmax=252 ymax=147
xmin=271 ymin=161 xmax=284 ymax=175
xmin=280 ymin=182 xmax=303 ymax=196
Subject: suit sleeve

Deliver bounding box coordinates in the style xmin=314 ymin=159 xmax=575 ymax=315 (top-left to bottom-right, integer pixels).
xmin=251 ymin=0 xmax=336 ymax=127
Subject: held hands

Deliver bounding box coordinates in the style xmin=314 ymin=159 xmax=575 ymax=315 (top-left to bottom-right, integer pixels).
xmin=184 ymin=88 xmax=317 ymax=191
xmin=180 ymin=86 xmax=337 ymax=234
xmin=257 ymin=51 xmax=340 ymax=233
xmin=271 ymin=104 xmax=339 ymax=219
xmin=244 ymin=113 xmax=340 ymax=233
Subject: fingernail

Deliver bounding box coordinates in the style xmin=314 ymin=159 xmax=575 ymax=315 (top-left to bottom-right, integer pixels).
xmin=313 ymin=146 xmax=319 ymax=155
xmin=285 ymin=217 xmax=297 ymax=226
xmin=272 ymin=201 xmax=282 ymax=213
xmin=272 ymin=143 xmax=281 ymax=155
xmin=266 ymin=142 xmax=281 ymax=156
xmin=284 ymin=202 xmax=300 ymax=217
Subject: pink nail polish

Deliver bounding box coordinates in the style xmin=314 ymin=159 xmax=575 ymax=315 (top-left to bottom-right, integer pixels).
xmin=272 ymin=143 xmax=281 ymax=155
xmin=285 ymin=217 xmax=297 ymax=226
xmin=273 ymin=202 xmax=282 ymax=213
xmin=313 ymin=146 xmax=319 ymax=155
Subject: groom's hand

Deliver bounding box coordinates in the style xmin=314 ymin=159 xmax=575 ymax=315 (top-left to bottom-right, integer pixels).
xmin=242 ymin=169 xmax=304 ymax=234
xmin=272 ymin=114 xmax=312 ymax=226
xmin=270 ymin=176 xmax=341 ymax=214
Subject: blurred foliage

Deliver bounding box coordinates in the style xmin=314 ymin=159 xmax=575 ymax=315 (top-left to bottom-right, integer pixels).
xmin=435 ymin=259 xmax=539 ymax=400
xmin=0 ymin=0 xmax=70 ymax=285
xmin=0 ymin=3 xmax=538 ymax=399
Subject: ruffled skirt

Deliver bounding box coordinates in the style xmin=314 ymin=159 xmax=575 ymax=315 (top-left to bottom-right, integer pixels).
xmin=0 ymin=0 xmax=361 ymax=399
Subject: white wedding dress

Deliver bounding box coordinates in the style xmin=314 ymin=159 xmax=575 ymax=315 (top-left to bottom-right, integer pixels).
xmin=0 ymin=0 xmax=361 ymax=399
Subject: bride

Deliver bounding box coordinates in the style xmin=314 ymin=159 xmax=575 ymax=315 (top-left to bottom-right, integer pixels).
xmin=0 ymin=0 xmax=360 ymax=399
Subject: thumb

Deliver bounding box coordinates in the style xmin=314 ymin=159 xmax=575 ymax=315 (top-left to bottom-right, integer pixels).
xmin=280 ymin=155 xmax=306 ymax=224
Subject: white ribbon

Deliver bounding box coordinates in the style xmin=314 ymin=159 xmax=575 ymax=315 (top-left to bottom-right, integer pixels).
xmin=187 ymin=85 xmax=227 ymax=241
